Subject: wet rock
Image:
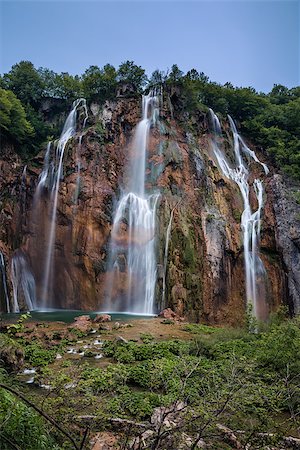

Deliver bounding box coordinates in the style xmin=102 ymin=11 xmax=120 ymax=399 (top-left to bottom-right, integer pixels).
xmin=93 ymin=314 xmax=112 ymax=323
xmin=271 ymin=175 xmax=300 ymax=313
xmin=158 ymin=307 xmax=184 ymax=322
xmin=70 ymin=315 xmax=92 ymax=333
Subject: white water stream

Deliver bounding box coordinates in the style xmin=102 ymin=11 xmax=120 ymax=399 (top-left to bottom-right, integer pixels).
xmin=106 ymin=92 xmax=160 ymax=314
xmin=209 ymin=109 xmax=268 ymax=318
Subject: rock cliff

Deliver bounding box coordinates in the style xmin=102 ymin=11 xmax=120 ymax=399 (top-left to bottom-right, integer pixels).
xmin=0 ymin=94 xmax=299 ymax=324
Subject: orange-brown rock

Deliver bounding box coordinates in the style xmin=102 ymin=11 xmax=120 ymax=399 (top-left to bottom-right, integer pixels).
xmin=0 ymin=95 xmax=299 ymax=323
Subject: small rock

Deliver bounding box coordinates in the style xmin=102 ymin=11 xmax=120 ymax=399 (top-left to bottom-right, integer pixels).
xmin=113 ymin=322 xmax=120 ymax=330
xmin=116 ymin=336 xmax=128 ymax=344
xmin=99 ymin=324 xmax=111 ymax=331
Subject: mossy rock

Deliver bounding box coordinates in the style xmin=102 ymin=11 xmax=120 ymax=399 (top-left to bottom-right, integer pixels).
xmin=0 ymin=334 xmax=24 ymax=372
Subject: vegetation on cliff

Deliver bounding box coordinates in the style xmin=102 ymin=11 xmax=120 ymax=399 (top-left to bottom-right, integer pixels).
xmin=1 ymin=312 xmax=300 ymax=448
xmin=1 ymin=61 xmax=299 ymax=180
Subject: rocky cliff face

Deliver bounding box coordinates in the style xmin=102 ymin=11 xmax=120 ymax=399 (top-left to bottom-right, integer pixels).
xmin=0 ymin=94 xmax=299 ymax=323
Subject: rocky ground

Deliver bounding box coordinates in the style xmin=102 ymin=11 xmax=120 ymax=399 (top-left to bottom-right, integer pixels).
xmin=1 ymin=311 xmax=300 ymax=449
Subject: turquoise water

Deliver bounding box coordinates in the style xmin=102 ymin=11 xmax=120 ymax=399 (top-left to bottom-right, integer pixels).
xmin=0 ymin=310 xmax=156 ymax=324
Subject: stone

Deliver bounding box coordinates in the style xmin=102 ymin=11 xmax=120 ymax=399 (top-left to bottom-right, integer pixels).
xmin=158 ymin=308 xmax=184 ymax=322
xmin=70 ymin=315 xmax=92 ymax=333
xmin=116 ymin=335 xmax=128 ymax=343
xmin=90 ymin=431 xmax=119 ymax=450
xmin=93 ymin=314 xmax=112 ymax=323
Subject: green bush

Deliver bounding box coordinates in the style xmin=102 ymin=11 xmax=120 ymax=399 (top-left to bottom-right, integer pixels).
xmin=0 ymin=388 xmax=58 ymax=449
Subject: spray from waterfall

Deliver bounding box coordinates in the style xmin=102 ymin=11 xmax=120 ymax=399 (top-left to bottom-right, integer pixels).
xmin=11 ymin=250 xmax=36 ymax=312
xmin=106 ymin=92 xmax=160 ymax=314
xmin=209 ymin=109 xmax=268 ymax=319
xmin=0 ymin=252 xmax=10 ymax=313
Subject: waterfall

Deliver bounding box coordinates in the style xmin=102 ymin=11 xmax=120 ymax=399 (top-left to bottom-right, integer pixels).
xmin=0 ymin=252 xmax=10 ymax=313
xmin=33 ymin=98 xmax=87 ymax=308
xmin=74 ymin=103 xmax=88 ymax=205
xmin=106 ymin=92 xmax=160 ymax=314
xmin=209 ymin=109 xmax=268 ymax=319
xmin=11 ymin=250 xmax=36 ymax=312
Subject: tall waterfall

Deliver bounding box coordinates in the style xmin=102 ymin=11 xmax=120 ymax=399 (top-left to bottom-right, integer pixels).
xmin=34 ymin=98 xmax=87 ymax=308
xmin=106 ymin=92 xmax=160 ymax=314
xmin=209 ymin=109 xmax=269 ymax=319
xmin=0 ymin=252 xmax=10 ymax=313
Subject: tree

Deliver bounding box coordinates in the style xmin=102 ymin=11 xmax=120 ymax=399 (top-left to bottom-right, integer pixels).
xmin=117 ymin=60 xmax=147 ymax=92
xmin=3 ymin=61 xmax=44 ymax=105
xmin=167 ymin=64 xmax=184 ymax=83
xmin=82 ymin=64 xmax=117 ymax=103
xmin=149 ymin=69 xmax=168 ymax=88
xmin=37 ymin=67 xmax=61 ymax=98
xmin=54 ymin=72 xmax=82 ymax=101
xmin=0 ymin=88 xmax=34 ymax=144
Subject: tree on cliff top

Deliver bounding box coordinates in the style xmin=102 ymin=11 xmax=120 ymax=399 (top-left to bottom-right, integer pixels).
xmin=2 ymin=61 xmax=44 ymax=106
xmin=82 ymin=64 xmax=117 ymax=103
xmin=117 ymin=60 xmax=147 ymax=93
xmin=0 ymin=88 xmax=34 ymax=144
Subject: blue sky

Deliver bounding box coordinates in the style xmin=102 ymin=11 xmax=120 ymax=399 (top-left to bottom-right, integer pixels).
xmin=0 ymin=0 xmax=299 ymax=93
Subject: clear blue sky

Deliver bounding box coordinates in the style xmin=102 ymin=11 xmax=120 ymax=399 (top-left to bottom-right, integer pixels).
xmin=0 ymin=0 xmax=299 ymax=93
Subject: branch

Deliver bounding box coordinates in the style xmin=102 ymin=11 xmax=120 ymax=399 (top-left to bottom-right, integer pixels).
xmin=0 ymin=384 xmax=80 ymax=450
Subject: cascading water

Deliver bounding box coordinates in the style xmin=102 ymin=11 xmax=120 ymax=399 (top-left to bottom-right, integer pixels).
xmin=11 ymin=250 xmax=36 ymax=312
xmin=106 ymin=92 xmax=160 ymax=314
xmin=33 ymin=98 xmax=87 ymax=308
xmin=74 ymin=103 xmax=88 ymax=206
xmin=209 ymin=109 xmax=269 ymax=319
xmin=0 ymin=252 xmax=10 ymax=313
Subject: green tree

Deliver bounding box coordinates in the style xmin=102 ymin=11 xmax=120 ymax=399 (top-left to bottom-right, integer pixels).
xmin=167 ymin=64 xmax=184 ymax=83
xmin=0 ymin=88 xmax=34 ymax=144
xmin=3 ymin=61 xmax=44 ymax=105
xmin=117 ymin=60 xmax=147 ymax=92
xmin=54 ymin=72 xmax=82 ymax=100
xmin=82 ymin=64 xmax=117 ymax=102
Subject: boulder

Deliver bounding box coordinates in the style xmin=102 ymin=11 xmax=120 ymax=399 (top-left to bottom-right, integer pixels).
xmin=158 ymin=308 xmax=184 ymax=322
xmin=70 ymin=315 xmax=92 ymax=333
xmin=93 ymin=314 xmax=112 ymax=323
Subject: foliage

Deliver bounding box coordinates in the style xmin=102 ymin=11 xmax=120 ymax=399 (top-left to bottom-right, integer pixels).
xmin=117 ymin=60 xmax=147 ymax=93
xmin=1 ymin=59 xmax=299 ymax=180
xmin=6 ymin=312 xmax=31 ymax=335
xmin=24 ymin=340 xmax=58 ymax=367
xmin=0 ymin=88 xmax=34 ymax=144
xmin=2 ymin=61 xmax=44 ymax=106
xmin=0 ymin=387 xmax=59 ymax=449
xmin=2 ymin=316 xmax=300 ymax=448
xmin=82 ymin=64 xmax=117 ymax=103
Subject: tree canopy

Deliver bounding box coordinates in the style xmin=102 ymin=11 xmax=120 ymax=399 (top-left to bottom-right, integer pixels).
xmin=1 ymin=60 xmax=299 ymax=180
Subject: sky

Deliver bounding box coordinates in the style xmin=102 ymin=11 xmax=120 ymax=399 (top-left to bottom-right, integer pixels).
xmin=0 ymin=0 xmax=299 ymax=93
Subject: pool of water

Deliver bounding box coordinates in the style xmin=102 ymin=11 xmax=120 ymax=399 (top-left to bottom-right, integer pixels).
xmin=0 ymin=310 xmax=156 ymax=323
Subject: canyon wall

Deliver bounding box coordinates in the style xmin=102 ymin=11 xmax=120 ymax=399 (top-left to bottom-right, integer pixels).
xmin=0 ymin=93 xmax=299 ymax=324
